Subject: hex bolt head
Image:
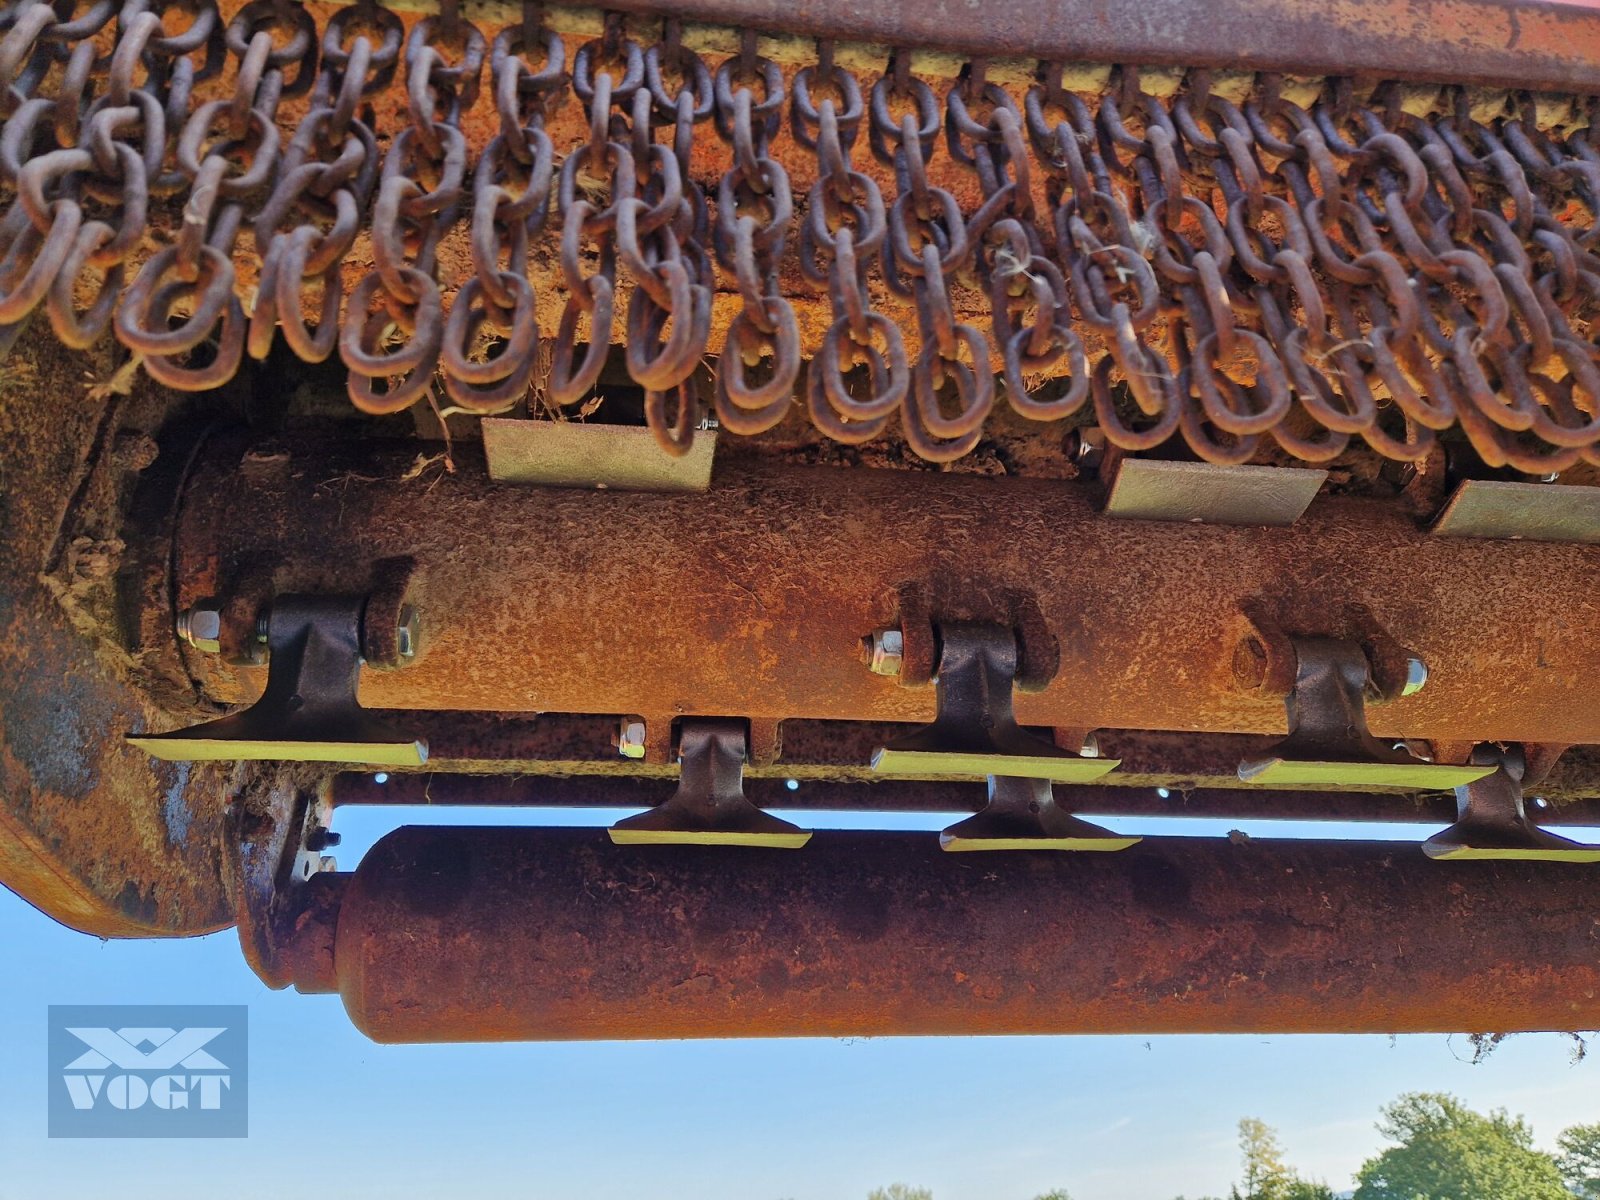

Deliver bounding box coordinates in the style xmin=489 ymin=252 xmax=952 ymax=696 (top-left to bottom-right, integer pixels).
xmin=305 ymin=829 xmax=342 ymax=852
xmin=1402 ymin=655 xmax=1428 ymax=697
xmin=863 ymin=629 xmax=904 ymax=676
xmin=176 ymin=602 xmax=223 ymax=654
xmin=396 ymin=605 xmax=419 ymax=659
xmin=618 ymin=719 xmax=647 ymax=759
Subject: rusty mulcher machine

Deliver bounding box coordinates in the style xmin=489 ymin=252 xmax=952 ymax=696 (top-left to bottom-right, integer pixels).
xmin=9 ymin=0 xmax=1600 ymax=1042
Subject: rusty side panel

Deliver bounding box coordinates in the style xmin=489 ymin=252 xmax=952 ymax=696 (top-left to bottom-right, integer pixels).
xmin=178 ymin=436 xmax=1600 ymax=747
xmin=315 ymin=826 xmax=1600 ymax=1041
xmin=0 ymin=343 xmax=230 ymax=937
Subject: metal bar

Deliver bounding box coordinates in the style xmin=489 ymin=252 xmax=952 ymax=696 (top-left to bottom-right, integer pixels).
xmin=297 ymin=826 xmax=1600 ymax=1041
xmin=326 ymin=772 xmax=1600 ymax=824
xmin=407 ymin=0 xmax=1600 ymax=94
xmin=1104 ymin=461 xmax=1326 ymax=527
xmin=1432 ymin=481 xmax=1600 ymax=543
xmin=481 ymin=419 xmax=717 ymax=493
xmin=178 ymin=438 xmax=1600 ymax=747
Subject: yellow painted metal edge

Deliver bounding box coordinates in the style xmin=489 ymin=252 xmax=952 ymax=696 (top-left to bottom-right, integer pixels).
xmin=940 ymin=833 xmax=1142 ymax=852
xmin=871 ymin=751 xmax=1121 ymax=782
xmin=128 ymin=737 xmax=428 ymax=767
xmin=1238 ymin=759 xmax=1494 ymax=788
xmin=1424 ymin=845 xmax=1600 ymax=863
xmin=608 ymin=829 xmax=812 ymax=847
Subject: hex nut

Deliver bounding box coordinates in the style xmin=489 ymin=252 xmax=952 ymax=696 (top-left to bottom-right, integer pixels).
xmin=396 ymin=605 xmax=419 ymax=659
xmin=865 ymin=629 xmax=904 ymax=676
xmin=177 ymin=603 xmax=223 ymax=654
xmin=618 ymin=719 xmax=647 ymax=759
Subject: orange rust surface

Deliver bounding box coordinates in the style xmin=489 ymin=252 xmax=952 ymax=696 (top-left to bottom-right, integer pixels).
xmin=0 ymin=343 xmax=231 ymax=937
xmin=317 ymin=827 xmax=1600 ymax=1040
xmin=178 ymin=434 xmax=1600 ymax=747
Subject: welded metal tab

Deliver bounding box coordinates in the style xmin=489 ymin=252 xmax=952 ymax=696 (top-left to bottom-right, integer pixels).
xmin=873 ymin=624 xmax=1120 ymax=782
xmin=482 ymin=419 xmax=716 ymax=492
xmin=609 ymin=720 xmax=810 ymax=847
xmin=129 ymin=597 xmax=427 ymax=766
xmin=1424 ymin=747 xmax=1600 ymax=862
xmin=1431 ymin=481 xmax=1600 ymax=543
xmin=1238 ymin=639 xmax=1490 ymax=789
xmin=940 ymin=776 xmax=1140 ymax=852
xmin=1104 ymin=461 xmax=1326 ymax=526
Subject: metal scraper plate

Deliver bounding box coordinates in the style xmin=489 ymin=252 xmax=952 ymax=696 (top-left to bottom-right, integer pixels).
xmin=870 ymin=750 xmax=1122 ymax=782
xmin=483 ymin=418 xmax=716 ymax=492
xmin=1237 ymin=758 xmax=1494 ymax=789
xmin=1104 ymin=460 xmax=1327 ymax=526
xmin=1431 ymin=480 xmax=1600 ymax=542
xmin=127 ymin=733 xmax=428 ymax=767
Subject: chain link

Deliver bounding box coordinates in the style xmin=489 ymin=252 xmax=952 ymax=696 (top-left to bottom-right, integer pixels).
xmin=4 ymin=0 xmax=1600 ymax=469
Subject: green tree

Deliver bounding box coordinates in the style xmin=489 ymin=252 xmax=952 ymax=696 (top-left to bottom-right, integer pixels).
xmin=1559 ymin=1122 xmax=1600 ymax=1199
xmin=1353 ymin=1092 xmax=1567 ymax=1200
xmin=1235 ymin=1117 xmax=1294 ymax=1200
xmin=866 ymin=1186 xmax=932 ymax=1200
xmin=1227 ymin=1118 xmax=1333 ymax=1200
xmin=1031 ymin=1191 xmax=1073 ymax=1200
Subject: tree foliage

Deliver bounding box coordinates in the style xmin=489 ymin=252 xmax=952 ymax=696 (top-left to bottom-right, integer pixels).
xmin=866 ymin=1185 xmax=933 ymax=1200
xmin=1228 ymin=1118 xmax=1334 ymax=1200
xmin=1353 ymin=1092 xmax=1568 ymax=1200
xmin=1559 ymin=1122 xmax=1600 ymax=1200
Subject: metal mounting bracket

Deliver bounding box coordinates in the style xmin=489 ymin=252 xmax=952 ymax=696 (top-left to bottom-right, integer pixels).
xmin=1237 ymin=637 xmax=1491 ymax=789
xmin=871 ymin=623 xmax=1120 ymax=782
xmin=1423 ymin=746 xmax=1600 ymax=861
xmin=1431 ymin=480 xmax=1600 ymax=543
xmin=1104 ymin=460 xmax=1327 ymax=526
xmin=940 ymin=776 xmax=1141 ymax=852
xmin=129 ymin=596 xmax=427 ymax=766
xmin=609 ymin=720 xmax=811 ymax=847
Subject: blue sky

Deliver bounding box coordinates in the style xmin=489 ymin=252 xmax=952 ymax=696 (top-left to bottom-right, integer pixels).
xmin=4 ymin=802 xmax=1599 ymax=1200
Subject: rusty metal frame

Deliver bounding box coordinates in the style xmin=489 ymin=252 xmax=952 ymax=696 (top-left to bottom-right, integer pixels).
xmin=639 ymin=0 xmax=1600 ymax=91
xmin=0 ymin=347 xmax=230 ymax=939
xmin=174 ymin=437 xmax=1600 ymax=750
xmin=416 ymin=0 xmax=1600 ymax=93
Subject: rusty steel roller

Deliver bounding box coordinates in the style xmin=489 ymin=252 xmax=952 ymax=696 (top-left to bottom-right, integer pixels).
xmin=291 ymin=826 xmax=1600 ymax=1041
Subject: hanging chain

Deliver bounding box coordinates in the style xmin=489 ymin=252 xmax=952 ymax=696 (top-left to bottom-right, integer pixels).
xmin=3 ymin=0 xmax=1600 ymax=470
